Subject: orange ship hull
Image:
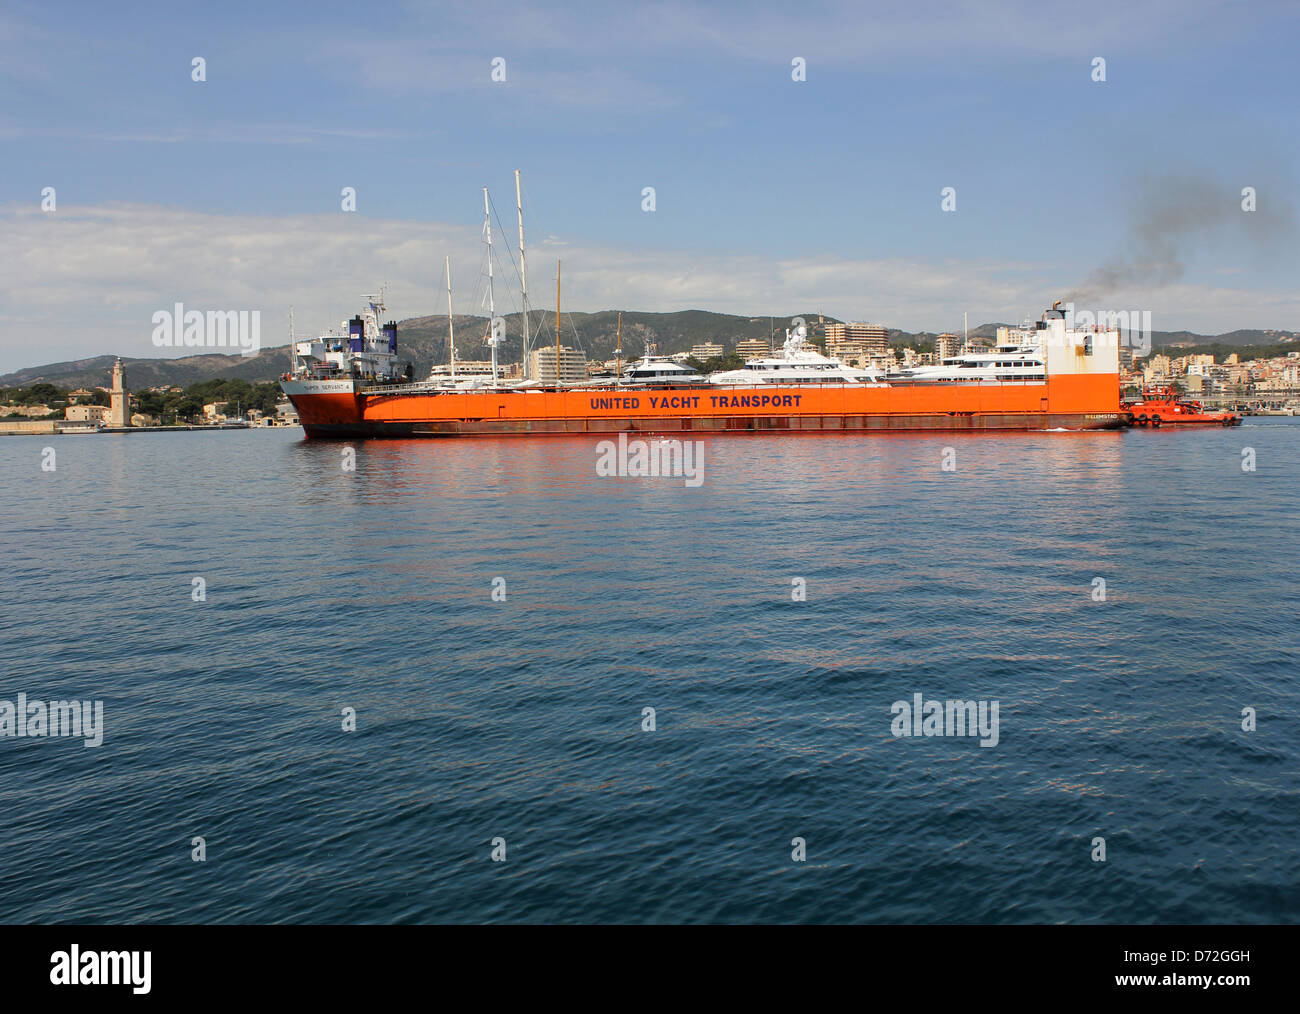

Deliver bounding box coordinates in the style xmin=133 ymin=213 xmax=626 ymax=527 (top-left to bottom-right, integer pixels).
xmin=284 ymin=374 xmax=1126 ymax=438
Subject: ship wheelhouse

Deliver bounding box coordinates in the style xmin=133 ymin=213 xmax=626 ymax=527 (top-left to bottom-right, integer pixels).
xmin=621 ymin=356 xmax=707 ymax=386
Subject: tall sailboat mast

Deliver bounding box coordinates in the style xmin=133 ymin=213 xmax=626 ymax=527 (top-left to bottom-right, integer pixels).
xmin=615 ymin=312 xmax=623 ymax=383
xmin=515 ymin=170 xmax=531 ymax=380
xmin=554 ymin=259 xmax=562 ymax=387
xmin=445 ymin=255 xmax=457 ymax=383
xmin=483 ymin=187 xmax=499 ymax=385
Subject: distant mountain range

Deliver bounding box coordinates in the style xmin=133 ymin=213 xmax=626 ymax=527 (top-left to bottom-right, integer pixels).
xmin=3 ymin=310 xmax=1296 ymax=390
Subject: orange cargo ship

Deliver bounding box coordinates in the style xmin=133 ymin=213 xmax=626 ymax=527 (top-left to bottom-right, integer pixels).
xmin=281 ymin=299 xmax=1128 ymax=438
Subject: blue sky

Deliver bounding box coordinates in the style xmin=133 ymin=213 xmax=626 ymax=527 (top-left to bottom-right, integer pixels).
xmin=2 ymin=0 xmax=1298 ymax=372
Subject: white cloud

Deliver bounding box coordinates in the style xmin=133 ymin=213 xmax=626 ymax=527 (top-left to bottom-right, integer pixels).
xmin=1 ymin=201 xmax=1295 ymax=373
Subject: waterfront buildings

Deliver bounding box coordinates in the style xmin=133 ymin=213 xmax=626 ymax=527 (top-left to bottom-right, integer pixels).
xmin=824 ymin=322 xmax=889 ymax=357
xmin=690 ymin=342 xmax=725 ymax=360
xmin=528 ymin=345 xmax=589 ymax=384
xmin=1120 ymin=346 xmax=1300 ymax=408
xmin=735 ymin=338 xmax=774 ymax=360
xmin=935 ymin=333 xmax=960 ymax=360
xmin=65 ymin=404 xmax=109 ymax=424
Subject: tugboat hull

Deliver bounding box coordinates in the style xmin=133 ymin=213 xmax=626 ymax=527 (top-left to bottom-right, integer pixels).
xmin=1126 ymin=386 xmax=1242 ymax=427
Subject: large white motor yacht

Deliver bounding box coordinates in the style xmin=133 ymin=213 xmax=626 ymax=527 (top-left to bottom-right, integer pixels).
xmin=893 ymin=328 xmax=1046 ymax=384
xmin=708 ymin=324 xmax=886 ymax=386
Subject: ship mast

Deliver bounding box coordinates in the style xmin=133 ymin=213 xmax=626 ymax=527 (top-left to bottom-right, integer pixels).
xmin=615 ymin=312 xmax=622 ymax=383
xmin=445 ymin=255 xmax=457 ymax=383
xmin=483 ymin=187 xmax=499 ymax=385
xmin=516 ymin=170 xmax=530 ymax=380
xmin=554 ymin=259 xmax=562 ymax=387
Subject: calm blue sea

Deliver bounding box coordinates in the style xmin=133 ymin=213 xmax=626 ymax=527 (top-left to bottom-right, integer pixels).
xmin=1 ymin=422 xmax=1296 ymax=924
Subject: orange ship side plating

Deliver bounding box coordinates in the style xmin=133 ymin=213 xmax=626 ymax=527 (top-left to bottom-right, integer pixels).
xmin=287 ymin=373 xmax=1124 ymax=437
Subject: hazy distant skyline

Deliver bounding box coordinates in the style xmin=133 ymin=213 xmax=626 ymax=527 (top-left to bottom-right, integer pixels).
xmin=2 ymin=0 xmax=1298 ymax=372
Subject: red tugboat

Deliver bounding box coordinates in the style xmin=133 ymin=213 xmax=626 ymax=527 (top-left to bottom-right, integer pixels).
xmin=1125 ymin=385 xmax=1242 ymax=427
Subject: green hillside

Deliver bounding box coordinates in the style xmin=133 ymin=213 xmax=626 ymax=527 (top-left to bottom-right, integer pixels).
xmin=3 ymin=310 xmax=1294 ymax=391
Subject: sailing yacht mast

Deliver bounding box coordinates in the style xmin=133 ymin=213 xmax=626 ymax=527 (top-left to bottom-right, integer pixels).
xmin=445 ymin=255 xmax=457 ymax=383
xmin=515 ymin=170 xmax=530 ymax=380
xmin=615 ymin=312 xmax=622 ymax=383
xmin=483 ymin=187 xmax=499 ymax=385
xmin=554 ymin=260 xmax=562 ymax=387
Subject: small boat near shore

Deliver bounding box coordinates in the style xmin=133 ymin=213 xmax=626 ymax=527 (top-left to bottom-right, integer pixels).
xmin=1125 ymin=386 xmax=1242 ymax=427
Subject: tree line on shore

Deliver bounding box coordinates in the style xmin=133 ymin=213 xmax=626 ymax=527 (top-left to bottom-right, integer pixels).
xmin=2 ymin=379 xmax=283 ymax=423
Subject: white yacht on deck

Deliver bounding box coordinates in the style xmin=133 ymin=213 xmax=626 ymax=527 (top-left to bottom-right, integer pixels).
xmin=708 ymin=324 xmax=887 ymax=386
xmin=620 ymin=348 xmax=707 ymax=386
xmin=893 ymin=328 xmax=1046 ymax=384
xmin=589 ymin=335 xmax=707 ymax=387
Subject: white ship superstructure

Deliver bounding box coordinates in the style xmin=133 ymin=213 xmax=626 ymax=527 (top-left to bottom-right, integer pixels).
xmin=620 ymin=338 xmax=707 ymax=386
xmin=893 ymin=304 xmax=1114 ymax=385
xmin=291 ymin=292 xmax=403 ymax=383
xmin=709 ymin=324 xmax=886 ymax=386
xmin=896 ymin=332 xmax=1045 ymax=383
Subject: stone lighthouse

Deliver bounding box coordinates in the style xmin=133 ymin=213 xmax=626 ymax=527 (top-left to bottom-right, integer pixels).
xmin=108 ymin=357 xmax=131 ymax=427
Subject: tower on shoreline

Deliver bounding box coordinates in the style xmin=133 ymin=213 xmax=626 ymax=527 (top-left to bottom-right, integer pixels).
xmin=108 ymin=357 xmax=131 ymax=427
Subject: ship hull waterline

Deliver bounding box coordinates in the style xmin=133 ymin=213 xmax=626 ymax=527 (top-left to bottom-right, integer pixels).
xmin=282 ymin=375 xmax=1128 ymax=439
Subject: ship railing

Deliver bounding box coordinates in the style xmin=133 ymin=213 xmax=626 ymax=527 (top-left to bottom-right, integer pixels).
xmin=359 ymin=381 xmax=531 ymax=395
xmin=361 ymin=382 xmax=430 ymax=394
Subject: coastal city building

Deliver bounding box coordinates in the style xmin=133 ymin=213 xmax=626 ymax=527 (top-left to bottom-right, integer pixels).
xmin=690 ymin=342 xmax=725 ymax=359
xmin=1117 ymin=344 xmax=1300 ymax=412
xmin=935 ymin=333 xmax=960 ymax=360
xmin=824 ymin=337 xmax=871 ymax=366
xmin=825 ymin=322 xmax=889 ymax=357
xmin=528 ymin=345 xmax=589 ymax=384
xmin=65 ymin=404 xmax=110 ymax=424
xmin=1142 ymin=354 xmax=1173 ymax=384
xmin=735 ymin=338 xmax=774 ymax=360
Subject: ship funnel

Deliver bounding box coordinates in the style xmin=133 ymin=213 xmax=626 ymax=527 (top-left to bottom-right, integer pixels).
xmin=348 ymin=315 xmax=364 ymax=352
xmin=382 ymin=320 xmax=397 ymax=354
